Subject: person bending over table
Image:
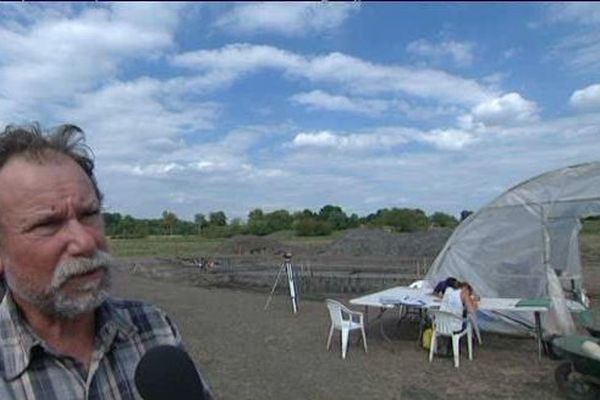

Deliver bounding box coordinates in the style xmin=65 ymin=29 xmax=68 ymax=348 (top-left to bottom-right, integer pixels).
xmin=441 ymin=281 xmax=479 ymax=317
xmin=438 ymin=281 xmax=479 ymax=354
xmin=432 ymin=277 xmax=458 ymax=298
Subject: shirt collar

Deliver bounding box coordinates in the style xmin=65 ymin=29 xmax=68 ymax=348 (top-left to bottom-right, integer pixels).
xmin=0 ymin=293 xmax=137 ymax=381
xmin=95 ymin=297 xmax=138 ymax=343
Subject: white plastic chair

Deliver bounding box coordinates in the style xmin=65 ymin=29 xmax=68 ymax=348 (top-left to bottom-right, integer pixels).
xmin=428 ymin=309 xmax=473 ymax=368
xmin=325 ymin=299 xmax=367 ymax=359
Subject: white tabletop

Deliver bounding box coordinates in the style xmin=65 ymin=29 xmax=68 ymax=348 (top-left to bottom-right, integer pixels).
xmin=350 ymin=286 xmax=441 ymax=309
xmin=478 ymin=298 xmax=550 ymax=312
xmin=350 ymin=286 xmax=551 ymax=313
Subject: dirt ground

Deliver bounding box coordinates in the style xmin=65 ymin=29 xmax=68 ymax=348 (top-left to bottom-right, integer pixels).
xmin=110 ymin=263 xmax=568 ymax=400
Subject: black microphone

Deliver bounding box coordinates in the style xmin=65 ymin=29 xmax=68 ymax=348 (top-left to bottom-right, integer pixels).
xmin=134 ymin=345 xmax=207 ymax=400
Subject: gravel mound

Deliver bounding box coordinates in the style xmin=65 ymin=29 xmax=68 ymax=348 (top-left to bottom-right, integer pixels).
xmin=323 ymin=228 xmax=452 ymax=257
xmin=215 ymin=228 xmax=452 ymax=259
xmin=216 ymin=235 xmax=292 ymax=256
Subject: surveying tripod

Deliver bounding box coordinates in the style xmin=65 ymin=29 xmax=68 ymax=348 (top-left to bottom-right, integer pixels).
xmin=264 ymin=253 xmax=299 ymax=314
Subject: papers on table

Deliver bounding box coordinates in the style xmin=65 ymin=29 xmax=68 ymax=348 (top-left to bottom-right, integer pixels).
xmin=378 ymin=294 xmax=432 ymax=307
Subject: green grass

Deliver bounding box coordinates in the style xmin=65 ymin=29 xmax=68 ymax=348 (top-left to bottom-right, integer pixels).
xmin=582 ymin=219 xmax=600 ymax=235
xmin=110 ymin=229 xmax=600 ymax=262
xmin=109 ymin=231 xmax=345 ymax=258
xmin=266 ymin=230 xmax=345 ymax=246
xmin=109 ymin=235 xmax=223 ymax=258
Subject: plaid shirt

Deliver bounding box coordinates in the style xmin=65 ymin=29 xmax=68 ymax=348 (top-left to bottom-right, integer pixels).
xmin=0 ymin=293 xmax=214 ymax=399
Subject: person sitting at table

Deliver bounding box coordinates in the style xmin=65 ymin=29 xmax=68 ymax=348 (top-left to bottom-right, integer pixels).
xmin=432 ymin=277 xmax=458 ymax=298
xmin=439 ymin=281 xmax=481 ymax=350
xmin=461 ymin=282 xmax=480 ymax=313
xmin=441 ymin=281 xmax=478 ymax=317
xmin=436 ymin=280 xmax=479 ymax=355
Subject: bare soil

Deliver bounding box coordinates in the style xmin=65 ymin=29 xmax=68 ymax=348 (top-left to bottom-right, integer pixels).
xmin=110 ymin=265 xmax=566 ymax=400
xmin=108 ymin=230 xmax=600 ymax=399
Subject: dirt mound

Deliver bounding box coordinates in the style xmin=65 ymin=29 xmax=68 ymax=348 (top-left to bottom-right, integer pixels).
xmin=216 ymin=235 xmax=292 ymax=256
xmin=323 ymin=228 xmax=452 ymax=257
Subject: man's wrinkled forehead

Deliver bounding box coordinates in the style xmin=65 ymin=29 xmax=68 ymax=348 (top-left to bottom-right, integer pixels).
xmin=0 ymin=153 xmax=98 ymax=209
xmin=5 ymin=148 xmax=71 ymax=167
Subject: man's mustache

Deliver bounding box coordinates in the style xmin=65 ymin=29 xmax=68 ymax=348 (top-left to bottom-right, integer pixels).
xmin=50 ymin=250 xmax=116 ymax=289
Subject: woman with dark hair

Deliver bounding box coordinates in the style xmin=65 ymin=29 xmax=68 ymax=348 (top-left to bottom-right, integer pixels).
xmin=437 ymin=281 xmax=480 ymax=354
xmin=432 ymin=277 xmax=459 ymax=298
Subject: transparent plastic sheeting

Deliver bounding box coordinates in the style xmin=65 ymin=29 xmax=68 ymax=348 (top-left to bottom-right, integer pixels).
xmin=426 ymin=162 xmax=600 ymax=336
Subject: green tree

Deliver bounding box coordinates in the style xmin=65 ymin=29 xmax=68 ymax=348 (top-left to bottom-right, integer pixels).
xmin=367 ymin=208 xmax=429 ymax=232
xmin=294 ymin=209 xmax=317 ymax=220
xmin=248 ymin=208 xmax=264 ymax=223
xmin=294 ymin=218 xmax=333 ymax=236
xmin=265 ymin=209 xmax=293 ymax=231
xmin=247 ymin=208 xmax=266 ymax=235
xmin=103 ymin=212 xmax=122 ymax=236
xmin=131 ymin=219 xmax=150 ymax=238
xmin=194 ymin=213 xmax=208 ymax=234
xmin=247 ymin=209 xmax=293 ymax=235
xmin=228 ymin=217 xmax=246 ymax=236
xmin=318 ymin=204 xmax=348 ymax=230
xmin=162 ymin=210 xmax=178 ymax=235
xmin=209 ymin=211 xmax=227 ymax=227
xmin=118 ymin=215 xmax=137 ymax=238
xmin=347 ymin=213 xmax=360 ymax=229
xmin=430 ymin=212 xmax=458 ymax=228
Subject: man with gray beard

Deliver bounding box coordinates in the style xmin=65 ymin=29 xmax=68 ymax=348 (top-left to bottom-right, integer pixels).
xmin=0 ymin=124 xmax=214 ymax=399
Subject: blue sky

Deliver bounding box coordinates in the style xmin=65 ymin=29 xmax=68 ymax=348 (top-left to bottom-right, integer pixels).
xmin=1 ymin=2 xmax=599 ymax=221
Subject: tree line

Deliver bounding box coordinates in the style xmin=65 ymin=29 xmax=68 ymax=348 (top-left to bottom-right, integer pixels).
xmin=104 ymin=205 xmax=469 ymax=239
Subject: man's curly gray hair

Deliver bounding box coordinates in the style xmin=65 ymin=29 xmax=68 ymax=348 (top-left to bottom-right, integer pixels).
xmin=0 ymin=123 xmax=102 ymax=203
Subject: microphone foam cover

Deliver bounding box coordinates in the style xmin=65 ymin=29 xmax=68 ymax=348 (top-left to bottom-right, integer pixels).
xmin=134 ymin=345 xmax=206 ymax=400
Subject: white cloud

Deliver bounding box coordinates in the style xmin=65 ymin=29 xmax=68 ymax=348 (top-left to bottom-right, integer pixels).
xmin=59 ymin=78 xmax=221 ymax=167
xmin=0 ymin=4 xmax=226 ymax=180
xmin=470 ymin=92 xmax=539 ymax=126
xmin=301 ymin=52 xmax=494 ymax=104
xmin=0 ymin=4 xmax=181 ymax=112
xmin=420 ymin=128 xmax=475 ymax=150
xmin=290 ymin=129 xmax=409 ymax=151
xmin=289 ymin=125 xmax=481 ymax=153
xmin=0 ymin=3 xmax=76 ymax=27
xmin=546 ymin=3 xmax=600 ymax=26
xmin=498 ymin=110 xmax=600 ymax=138
xmin=290 ymin=90 xmax=388 ymax=116
xmin=214 ymin=2 xmax=358 ymax=36
xmin=171 ymin=43 xmax=304 ymax=93
xmin=570 ymin=83 xmax=600 ymax=112
xmin=110 ymin=3 xmax=184 ymax=32
xmin=173 ymin=43 xmax=497 ymax=105
xmin=112 ymin=124 xmax=287 ymax=180
xmin=290 ymin=93 xmax=462 ymax=120
xmin=131 ymin=162 xmax=185 ymax=176
xmin=551 ymin=31 xmax=600 ymax=73
xmin=546 ymin=3 xmax=600 ymax=72
xmin=503 ymin=48 xmax=519 ymax=60
xmin=406 ymin=39 xmax=475 ymax=67
xmin=396 ymin=100 xmax=462 ymax=121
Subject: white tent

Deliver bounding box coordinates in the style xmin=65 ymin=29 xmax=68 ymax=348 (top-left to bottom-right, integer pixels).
xmin=426 ymin=161 xmax=600 ymax=336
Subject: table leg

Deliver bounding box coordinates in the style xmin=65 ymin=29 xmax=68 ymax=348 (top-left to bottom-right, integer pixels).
xmin=416 ymin=308 xmax=428 ymax=347
xmin=534 ymin=311 xmax=543 ymax=360
xmin=380 ymin=307 xmax=396 ymax=343
xmin=359 ymin=306 xmax=394 ymax=343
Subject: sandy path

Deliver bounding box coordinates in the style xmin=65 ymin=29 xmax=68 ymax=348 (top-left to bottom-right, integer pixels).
xmin=110 ymin=264 xmax=565 ymax=400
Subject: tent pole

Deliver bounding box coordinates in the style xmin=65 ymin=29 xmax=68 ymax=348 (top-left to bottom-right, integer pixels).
xmin=540 ymin=203 xmax=551 ymax=294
